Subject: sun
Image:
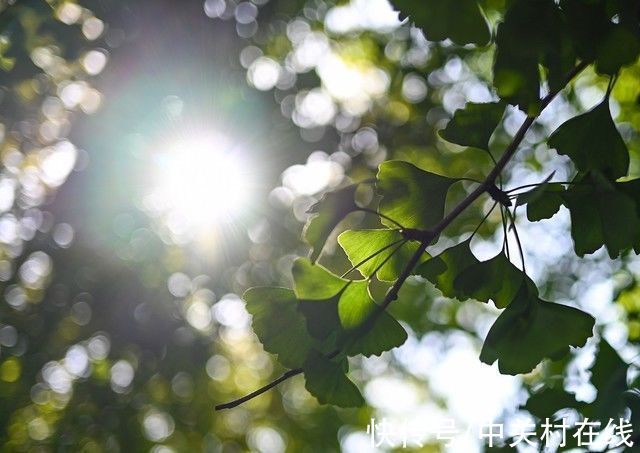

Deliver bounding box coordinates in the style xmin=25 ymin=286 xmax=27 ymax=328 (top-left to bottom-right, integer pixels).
xmin=146 ymin=131 xmax=251 ymax=240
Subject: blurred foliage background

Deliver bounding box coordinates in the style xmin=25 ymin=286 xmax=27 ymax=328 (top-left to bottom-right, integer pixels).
xmin=0 ymin=0 xmax=639 ymax=451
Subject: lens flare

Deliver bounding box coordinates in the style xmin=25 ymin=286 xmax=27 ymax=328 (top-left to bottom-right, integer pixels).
xmin=146 ymin=131 xmax=251 ymax=241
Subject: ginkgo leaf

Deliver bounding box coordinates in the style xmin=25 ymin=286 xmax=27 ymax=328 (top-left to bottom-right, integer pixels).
xmin=494 ymin=0 xmax=573 ymax=113
xmin=562 ymin=175 xmax=640 ymax=258
xmin=480 ymin=282 xmax=595 ymax=375
xmin=377 ymin=161 xmax=458 ymax=230
xmin=304 ymin=184 xmax=359 ymax=263
xmin=298 ymin=299 xmax=341 ymax=342
xmin=454 ymin=253 xmax=527 ymax=309
xmin=292 ymin=258 xmax=347 ymax=300
xmin=344 ymin=311 xmax=408 ymax=357
xmin=515 ymin=172 xmax=556 ymax=207
xmin=525 ymin=183 xmax=566 ymax=221
xmin=585 ymin=339 xmax=629 ymax=422
xmin=390 ymin=0 xmax=490 ymax=46
xmin=548 ymin=99 xmax=629 ymax=179
xmin=417 ymin=240 xmax=480 ymax=301
xmin=523 ymin=386 xmax=583 ymax=419
xmin=439 ymin=102 xmax=506 ymax=150
xmin=292 ymin=258 xmax=406 ymax=356
xmin=561 ymin=0 xmax=640 ymax=75
xmin=338 ymin=229 xmax=427 ymax=282
xmin=243 ymin=287 xmax=313 ymax=369
xmin=337 ymin=280 xmax=374 ymax=330
xmin=419 ymin=241 xmax=526 ymax=308
xmin=303 ymin=352 xmax=364 ymax=407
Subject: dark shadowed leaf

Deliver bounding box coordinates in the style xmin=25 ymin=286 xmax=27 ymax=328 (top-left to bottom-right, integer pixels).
xmin=439 ymin=102 xmax=506 ymax=150
xmin=562 ymin=175 xmax=640 ymax=258
xmin=304 ymin=184 xmax=359 ymax=262
xmin=480 ymin=282 xmax=595 ymax=375
xmin=304 ymin=352 xmax=364 ymax=407
xmin=417 ymin=240 xmax=479 ymax=301
xmin=548 ymin=100 xmax=629 ymax=179
xmin=561 ymin=0 xmax=640 ymax=75
xmin=523 ymin=386 xmax=583 ymax=419
xmin=585 ymin=339 xmax=629 ymax=422
xmin=243 ymin=287 xmax=314 ymax=369
xmin=377 ymin=161 xmax=457 ymax=230
xmin=526 ymin=183 xmax=566 ymax=221
xmin=515 ymin=172 xmax=556 ymax=207
xmin=338 ymin=229 xmax=427 ymax=282
xmin=494 ymin=0 xmax=572 ymax=113
xmin=390 ymin=0 xmax=490 ymax=46
xmin=454 ymin=253 xmax=526 ymax=309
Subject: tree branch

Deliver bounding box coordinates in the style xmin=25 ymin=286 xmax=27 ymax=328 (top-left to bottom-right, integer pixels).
xmin=215 ymin=60 xmax=589 ymax=411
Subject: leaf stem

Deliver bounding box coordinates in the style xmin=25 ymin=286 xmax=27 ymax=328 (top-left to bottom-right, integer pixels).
xmin=215 ymin=60 xmax=589 ymax=411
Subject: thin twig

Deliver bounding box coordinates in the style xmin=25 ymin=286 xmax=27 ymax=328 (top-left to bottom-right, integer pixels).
xmin=215 ymin=60 xmax=589 ymax=411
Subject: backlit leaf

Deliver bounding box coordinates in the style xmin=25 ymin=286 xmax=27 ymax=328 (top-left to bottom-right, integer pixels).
xmin=304 ymin=184 xmax=359 ymax=262
xmin=377 ymin=161 xmax=457 ymax=230
xmin=338 ymin=229 xmax=427 ymax=282
xmin=243 ymin=287 xmax=314 ymax=369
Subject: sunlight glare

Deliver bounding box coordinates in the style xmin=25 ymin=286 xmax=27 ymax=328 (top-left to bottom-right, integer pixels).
xmin=150 ymin=131 xmax=250 ymax=238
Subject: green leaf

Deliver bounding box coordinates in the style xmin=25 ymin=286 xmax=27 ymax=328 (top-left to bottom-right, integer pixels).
xmin=243 ymin=287 xmax=314 ymax=369
xmin=480 ymin=282 xmax=595 ymax=375
xmin=417 ymin=240 xmax=480 ymax=301
xmin=337 ymin=280 xmax=373 ymax=330
xmin=337 ymin=229 xmax=427 ymax=282
xmin=292 ymin=257 xmax=407 ymax=356
xmin=562 ymin=175 xmax=640 ymax=258
xmin=454 ymin=253 xmax=527 ymax=309
xmin=515 ymin=172 xmax=556 ymax=207
xmin=344 ymin=310 xmax=408 ymax=357
xmin=585 ymin=339 xmax=629 ymax=422
xmin=377 ymin=161 xmax=457 ymax=230
xmin=292 ymin=258 xmax=347 ymax=300
xmin=561 ymin=0 xmax=640 ymax=75
xmin=548 ymin=100 xmax=629 ymax=180
xmin=494 ymin=0 xmax=572 ymax=113
xmin=419 ymin=241 xmax=526 ymax=308
xmin=525 ymin=183 xmax=566 ymax=221
xmin=304 ymin=184 xmax=359 ymax=263
xmin=439 ymin=102 xmax=506 ymax=150
xmin=303 ymin=352 xmax=364 ymax=407
xmin=390 ymin=0 xmax=490 ymax=46
xmin=298 ymin=299 xmax=341 ymax=342
xmin=523 ymin=387 xmax=582 ymax=419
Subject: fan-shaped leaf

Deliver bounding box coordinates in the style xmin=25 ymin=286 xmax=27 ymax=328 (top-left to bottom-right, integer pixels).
xmin=377 ymin=161 xmax=457 ymax=230
xmin=338 ymin=229 xmax=428 ymax=282
xmin=304 ymin=184 xmax=359 ymax=263
xmin=480 ymin=282 xmax=595 ymax=375
xmin=439 ymin=102 xmax=506 ymax=150
xmin=548 ymin=99 xmax=629 ymax=179
xmin=390 ymin=0 xmax=490 ymax=46
xmin=243 ymin=287 xmax=314 ymax=369
xmin=304 ymin=352 xmax=364 ymax=407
